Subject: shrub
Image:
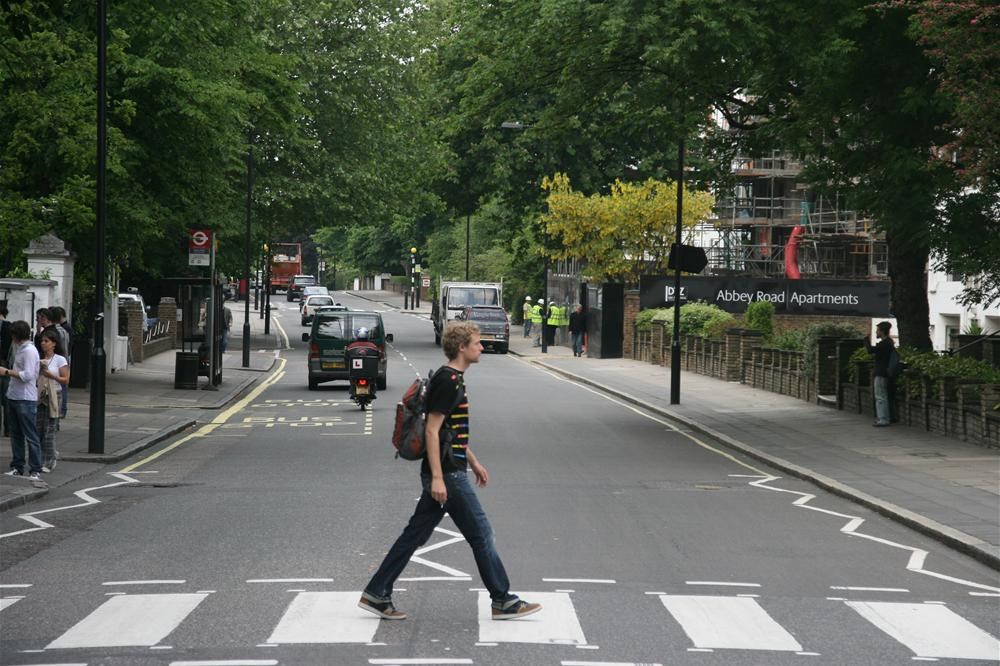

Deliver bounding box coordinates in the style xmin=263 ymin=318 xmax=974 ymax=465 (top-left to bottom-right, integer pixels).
xmin=635 ymin=303 xmax=734 ymax=338
xmin=745 ymin=300 xmax=775 ymax=338
xmin=800 ymin=322 xmax=866 ymax=378
xmin=770 ymin=328 xmax=807 ymax=351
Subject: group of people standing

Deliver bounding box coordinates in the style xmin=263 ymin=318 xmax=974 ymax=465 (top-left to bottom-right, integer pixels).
xmin=521 ymin=297 xmax=587 ymax=356
xmin=1 ymin=306 xmax=72 ymax=481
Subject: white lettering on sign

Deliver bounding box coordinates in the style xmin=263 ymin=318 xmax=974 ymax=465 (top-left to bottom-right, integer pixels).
xmin=664 ymin=286 xmax=687 ymax=301
xmin=789 ymin=291 xmax=860 ymax=306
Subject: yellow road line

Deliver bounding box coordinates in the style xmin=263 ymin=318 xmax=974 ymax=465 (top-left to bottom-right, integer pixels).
xmin=119 ymin=358 xmax=288 ymax=473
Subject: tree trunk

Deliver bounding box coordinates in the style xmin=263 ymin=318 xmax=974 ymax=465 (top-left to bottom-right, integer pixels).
xmin=886 ymin=233 xmax=932 ymax=351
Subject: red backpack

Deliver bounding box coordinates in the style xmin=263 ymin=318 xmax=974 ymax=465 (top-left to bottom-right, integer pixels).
xmin=391 ymin=367 xmax=462 ymax=461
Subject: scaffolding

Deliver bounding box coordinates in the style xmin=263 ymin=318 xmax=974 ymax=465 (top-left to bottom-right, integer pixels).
xmin=695 ymin=152 xmax=887 ymax=280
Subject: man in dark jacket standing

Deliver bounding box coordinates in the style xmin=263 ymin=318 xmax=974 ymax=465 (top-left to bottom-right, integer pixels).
xmin=870 ymin=321 xmax=896 ymax=427
xmin=568 ymin=304 xmax=586 ymax=357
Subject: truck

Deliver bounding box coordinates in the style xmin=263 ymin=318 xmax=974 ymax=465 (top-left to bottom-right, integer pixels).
xmin=268 ymin=243 xmax=302 ymax=294
xmin=431 ymin=280 xmax=503 ymax=345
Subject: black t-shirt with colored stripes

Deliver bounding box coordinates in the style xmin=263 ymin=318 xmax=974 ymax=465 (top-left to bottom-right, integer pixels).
xmin=421 ymin=366 xmax=469 ymax=474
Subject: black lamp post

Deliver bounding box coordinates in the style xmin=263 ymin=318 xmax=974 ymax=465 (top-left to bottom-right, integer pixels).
xmin=669 ymin=138 xmax=685 ymax=404
xmin=88 ymin=0 xmax=108 ymax=454
xmin=242 ymin=133 xmax=252 ymax=368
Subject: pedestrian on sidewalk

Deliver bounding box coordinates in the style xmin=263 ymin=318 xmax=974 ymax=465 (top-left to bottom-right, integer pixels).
xmin=0 ymin=305 xmax=11 ymax=437
xmin=33 ymin=308 xmax=57 ymax=354
xmin=49 ymin=306 xmax=72 ymax=425
xmin=568 ymin=304 xmax=586 ymax=357
xmin=1 ymin=321 xmax=43 ymax=480
xmin=359 ymin=320 xmax=542 ymax=622
xmin=531 ymin=298 xmax=544 ymax=347
xmin=36 ymin=330 xmax=68 ymax=473
xmin=870 ymin=321 xmax=898 ymax=427
xmin=220 ymin=305 xmax=233 ymax=353
xmin=522 ymin=296 xmax=533 ymax=338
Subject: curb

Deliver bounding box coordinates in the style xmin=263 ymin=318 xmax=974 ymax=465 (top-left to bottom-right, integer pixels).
xmin=528 ymin=356 xmax=1000 ymax=571
xmin=58 ymin=418 xmax=198 ymax=465
xmin=0 ymin=483 xmax=49 ymax=512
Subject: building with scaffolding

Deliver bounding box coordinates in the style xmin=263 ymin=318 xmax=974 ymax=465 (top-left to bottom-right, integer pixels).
xmin=692 ymin=152 xmax=888 ymax=281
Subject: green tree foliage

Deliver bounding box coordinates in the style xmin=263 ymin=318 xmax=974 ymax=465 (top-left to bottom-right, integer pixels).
xmin=540 ymin=173 xmax=714 ymax=283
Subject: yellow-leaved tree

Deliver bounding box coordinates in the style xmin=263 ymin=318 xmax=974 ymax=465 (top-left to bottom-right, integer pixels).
xmin=540 ymin=173 xmax=714 ymax=283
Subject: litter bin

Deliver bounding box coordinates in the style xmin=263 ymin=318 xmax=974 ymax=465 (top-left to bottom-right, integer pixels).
xmin=174 ymin=351 xmax=200 ymax=389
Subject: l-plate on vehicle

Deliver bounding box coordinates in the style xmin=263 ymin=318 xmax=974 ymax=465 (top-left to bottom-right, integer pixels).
xmin=303 ymin=309 xmax=391 ymax=391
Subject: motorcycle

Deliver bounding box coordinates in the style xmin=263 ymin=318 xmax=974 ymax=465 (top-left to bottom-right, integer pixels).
xmin=346 ymin=343 xmax=379 ymax=410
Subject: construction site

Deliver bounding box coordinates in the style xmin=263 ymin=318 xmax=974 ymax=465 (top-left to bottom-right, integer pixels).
xmin=693 ymin=152 xmax=888 ymax=281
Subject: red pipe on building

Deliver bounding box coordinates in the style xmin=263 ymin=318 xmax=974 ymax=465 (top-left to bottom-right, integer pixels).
xmin=785 ymin=225 xmax=805 ymax=279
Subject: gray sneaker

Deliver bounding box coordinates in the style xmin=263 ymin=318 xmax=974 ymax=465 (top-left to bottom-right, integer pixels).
xmin=4 ymin=469 xmax=21 ymax=477
xmin=358 ymin=595 xmax=407 ymax=620
xmin=492 ymin=599 xmax=542 ymax=620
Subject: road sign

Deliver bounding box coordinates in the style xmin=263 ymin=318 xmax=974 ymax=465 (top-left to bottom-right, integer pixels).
xmin=422 ymin=278 xmax=430 ymax=288
xmin=189 ymin=229 xmax=212 ymax=266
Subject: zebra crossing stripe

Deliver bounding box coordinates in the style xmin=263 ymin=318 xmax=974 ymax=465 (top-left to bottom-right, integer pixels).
xmin=477 ymin=592 xmax=587 ymax=645
xmin=659 ymin=595 xmax=804 ymax=652
xmin=266 ymin=591 xmax=378 ymax=644
xmin=846 ymin=601 xmax=1000 ymax=661
xmin=1 ymin=596 xmax=25 ymax=611
xmin=46 ymin=593 xmax=208 ymax=649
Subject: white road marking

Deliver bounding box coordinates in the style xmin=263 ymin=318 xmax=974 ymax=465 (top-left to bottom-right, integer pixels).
xmin=246 ymin=578 xmax=334 ymax=584
xmin=399 ymin=577 xmax=472 ymax=582
xmin=47 ymin=593 xmax=207 ymax=649
xmin=542 ymin=578 xmax=615 ymax=584
xmin=659 ymin=595 xmax=804 ymax=652
xmin=271 ymin=315 xmax=290 ymax=350
xmin=266 ymin=591 xmax=378 ymax=644
xmin=846 ymin=601 xmax=1000 ymax=660
xmin=1 ymin=596 xmax=25 ymax=611
xmin=830 ymin=586 xmax=909 ymax=593
xmin=685 ymin=581 xmax=761 ymax=588
xmin=477 ymin=591 xmax=586 ymax=645
xmin=368 ymin=658 xmax=473 ymax=666
xmin=171 ymin=662 xmax=278 ymax=666
xmin=0 ymin=473 xmax=140 ymax=539
xmin=562 ymin=662 xmax=664 ymax=666
xmin=0 ymin=584 xmax=32 ymax=588
xmin=102 ymin=580 xmax=185 ymax=586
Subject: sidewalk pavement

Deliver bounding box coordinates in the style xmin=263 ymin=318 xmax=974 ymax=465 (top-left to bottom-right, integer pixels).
xmin=347 ymin=289 xmax=432 ymax=314
xmin=506 ymin=324 xmax=1000 ymax=570
xmin=1 ymin=300 xmax=279 ymax=511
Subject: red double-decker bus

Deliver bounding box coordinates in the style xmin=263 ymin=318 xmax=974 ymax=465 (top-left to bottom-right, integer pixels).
xmin=268 ymin=243 xmax=302 ymax=294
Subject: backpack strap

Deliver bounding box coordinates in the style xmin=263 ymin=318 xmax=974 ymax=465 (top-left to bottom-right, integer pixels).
xmin=429 ymin=366 xmax=465 ymax=418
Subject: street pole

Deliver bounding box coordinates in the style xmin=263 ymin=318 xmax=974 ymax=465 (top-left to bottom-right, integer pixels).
xmin=541 ymin=255 xmax=548 ymax=354
xmin=242 ymin=135 xmax=252 ymax=368
xmin=88 ymin=0 xmax=107 ymax=454
xmin=465 ymin=215 xmax=470 ymax=281
xmin=410 ymin=248 xmax=417 ymax=310
xmin=670 ymin=138 xmax=685 ymax=404
xmin=263 ymin=245 xmax=271 ymax=335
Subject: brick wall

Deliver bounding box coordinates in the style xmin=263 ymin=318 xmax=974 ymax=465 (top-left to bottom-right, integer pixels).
xmin=623 ymin=291 xmax=640 ymax=359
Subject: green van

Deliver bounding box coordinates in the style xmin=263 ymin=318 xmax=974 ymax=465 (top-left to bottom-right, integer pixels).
xmin=302 ymin=309 xmax=393 ymax=390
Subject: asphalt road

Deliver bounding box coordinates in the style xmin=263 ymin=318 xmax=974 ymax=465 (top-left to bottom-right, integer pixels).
xmin=1 ymin=292 xmax=998 ymax=666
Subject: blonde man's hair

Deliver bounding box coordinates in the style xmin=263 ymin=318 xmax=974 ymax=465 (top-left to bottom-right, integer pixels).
xmin=443 ymin=321 xmax=480 ymax=360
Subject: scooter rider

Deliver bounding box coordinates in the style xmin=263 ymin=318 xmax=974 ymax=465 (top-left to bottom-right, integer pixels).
xmin=347 ymin=327 xmax=378 ymax=355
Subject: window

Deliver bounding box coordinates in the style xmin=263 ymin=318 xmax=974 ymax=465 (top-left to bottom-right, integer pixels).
xmin=348 ymin=315 xmax=381 ymax=340
xmin=316 ymin=317 xmax=345 ymax=340
xmin=447 ymin=288 xmax=499 ymax=308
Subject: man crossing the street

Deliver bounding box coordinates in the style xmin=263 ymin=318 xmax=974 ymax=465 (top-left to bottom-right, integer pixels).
xmin=359 ymin=320 xmax=542 ymax=622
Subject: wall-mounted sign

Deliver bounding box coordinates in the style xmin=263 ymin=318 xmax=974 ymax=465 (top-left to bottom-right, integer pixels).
xmin=639 ymin=275 xmax=891 ymax=316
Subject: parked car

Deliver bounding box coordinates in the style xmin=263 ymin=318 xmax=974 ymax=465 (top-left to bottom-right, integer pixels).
xmin=303 ymin=310 xmax=392 ymax=390
xmin=118 ymin=292 xmax=151 ymax=331
xmin=455 ymin=305 xmax=509 ymax=353
xmin=300 ymin=295 xmax=338 ymax=325
xmin=300 ymin=285 xmax=329 ymax=300
xmin=287 ymin=274 xmax=317 ymax=302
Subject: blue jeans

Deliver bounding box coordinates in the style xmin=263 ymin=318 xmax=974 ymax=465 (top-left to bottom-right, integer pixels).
xmin=364 ymin=471 xmax=518 ymax=608
xmin=7 ymin=399 xmax=42 ymax=474
xmin=874 ymin=376 xmax=891 ymax=425
xmin=523 ymin=320 xmax=532 ymax=338
xmin=572 ymin=331 xmax=584 ymax=356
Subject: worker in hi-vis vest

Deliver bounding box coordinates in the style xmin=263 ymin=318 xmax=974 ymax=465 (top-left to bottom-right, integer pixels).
xmin=531 ymin=299 xmax=544 ymax=347
xmin=522 ymin=296 xmax=533 ymax=338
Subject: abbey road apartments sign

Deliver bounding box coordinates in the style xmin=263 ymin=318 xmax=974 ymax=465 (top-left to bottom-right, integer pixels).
xmin=639 ymin=275 xmax=891 ymax=316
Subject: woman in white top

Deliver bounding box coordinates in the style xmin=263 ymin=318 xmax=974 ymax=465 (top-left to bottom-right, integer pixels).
xmin=37 ymin=329 xmax=69 ymax=472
